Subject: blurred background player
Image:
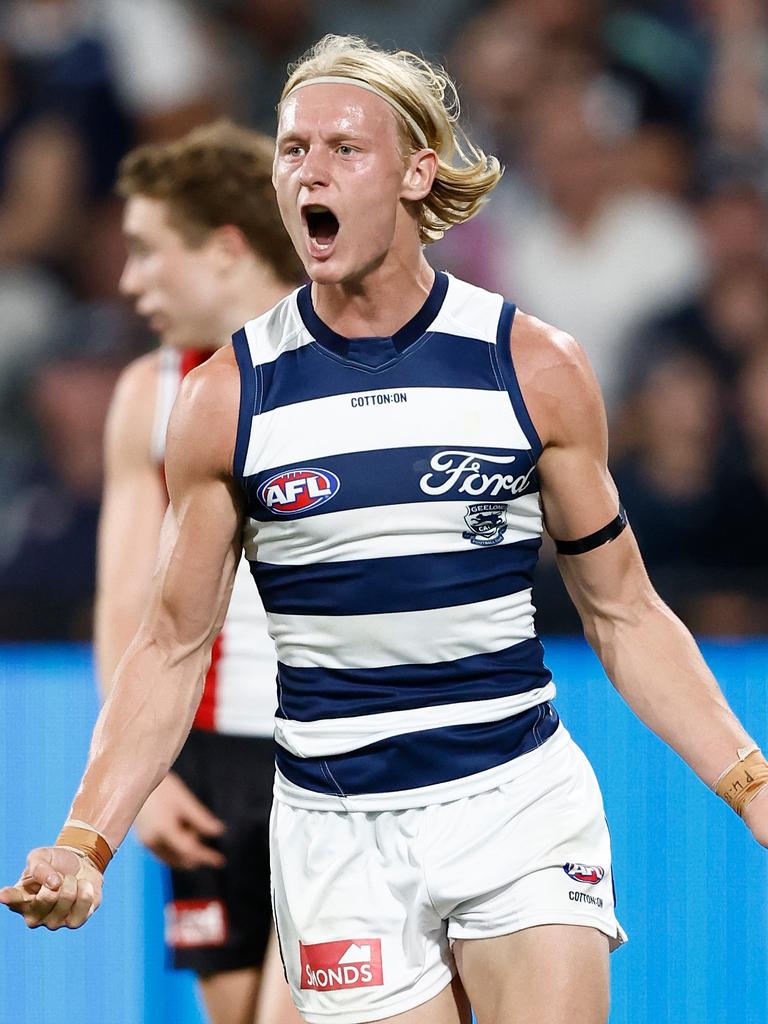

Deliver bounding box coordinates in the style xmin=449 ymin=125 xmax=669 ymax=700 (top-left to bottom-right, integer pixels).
xmin=95 ymin=120 xmax=305 ymax=1024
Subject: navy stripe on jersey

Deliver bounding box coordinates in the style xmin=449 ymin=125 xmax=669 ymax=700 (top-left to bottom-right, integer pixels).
xmin=276 ymin=637 xmax=551 ymax=721
xmin=233 ymin=326 xmax=258 ymax=480
xmin=493 ymin=302 xmax=543 ymax=457
xmin=275 ymin=702 xmax=560 ymax=796
xmin=257 ymin=332 xmax=502 ymax=412
xmin=247 ymin=445 xmax=538 ymax=522
xmin=252 ymin=537 xmax=540 ymax=616
xmin=297 ymin=271 xmax=450 ymax=366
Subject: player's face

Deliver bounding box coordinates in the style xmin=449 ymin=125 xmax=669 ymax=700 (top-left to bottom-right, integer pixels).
xmin=273 ymin=83 xmax=413 ymax=285
xmin=119 ymin=196 xmax=225 ymax=348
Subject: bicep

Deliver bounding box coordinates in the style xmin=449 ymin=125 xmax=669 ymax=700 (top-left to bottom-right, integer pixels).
xmin=516 ymin=316 xmax=653 ymax=616
xmin=539 ymin=440 xmax=652 ymax=621
xmin=141 ymin=362 xmax=244 ymax=654
xmin=533 ymin=338 xmax=618 ymax=543
xmin=150 ymin=467 xmax=242 ymax=651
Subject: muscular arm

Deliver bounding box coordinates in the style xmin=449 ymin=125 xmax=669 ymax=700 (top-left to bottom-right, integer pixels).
xmin=94 ymin=350 xmax=226 ymax=868
xmin=72 ymin=349 xmax=243 ymax=851
xmin=512 ymin=313 xmax=767 ymax=840
xmin=94 ymin=353 xmax=168 ymax=696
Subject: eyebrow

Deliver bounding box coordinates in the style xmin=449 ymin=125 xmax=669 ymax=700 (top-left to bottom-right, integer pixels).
xmin=277 ymin=128 xmax=371 ymax=146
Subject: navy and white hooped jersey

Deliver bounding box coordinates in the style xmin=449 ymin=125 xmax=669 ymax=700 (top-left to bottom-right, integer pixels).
xmin=232 ymin=271 xmax=560 ymax=810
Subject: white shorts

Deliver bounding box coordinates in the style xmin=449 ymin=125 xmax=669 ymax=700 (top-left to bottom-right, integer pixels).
xmin=270 ymin=728 xmax=626 ymax=1024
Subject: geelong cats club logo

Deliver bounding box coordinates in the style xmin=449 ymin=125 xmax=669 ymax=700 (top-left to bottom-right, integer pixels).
xmin=463 ymin=503 xmax=508 ymax=546
xmin=258 ymin=468 xmax=340 ymax=515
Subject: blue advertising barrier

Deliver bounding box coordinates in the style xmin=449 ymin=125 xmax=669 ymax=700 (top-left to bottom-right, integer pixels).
xmin=1 ymin=640 xmax=766 ymax=1023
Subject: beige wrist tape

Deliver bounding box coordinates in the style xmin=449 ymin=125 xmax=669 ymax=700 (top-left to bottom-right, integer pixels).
xmin=713 ymin=746 xmax=768 ymax=817
xmin=55 ymin=823 xmax=114 ymax=874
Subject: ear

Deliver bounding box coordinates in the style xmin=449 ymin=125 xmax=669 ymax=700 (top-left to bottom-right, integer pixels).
xmin=400 ymin=149 xmax=438 ymax=202
xmin=207 ymin=224 xmax=250 ymax=272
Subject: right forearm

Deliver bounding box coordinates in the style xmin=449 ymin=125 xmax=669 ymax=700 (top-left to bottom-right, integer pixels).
xmin=68 ymin=632 xmax=211 ymax=851
xmin=93 ymin=596 xmax=146 ymax=700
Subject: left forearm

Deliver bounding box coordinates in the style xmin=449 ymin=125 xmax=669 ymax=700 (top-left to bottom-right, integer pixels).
xmin=585 ymin=596 xmax=753 ymax=788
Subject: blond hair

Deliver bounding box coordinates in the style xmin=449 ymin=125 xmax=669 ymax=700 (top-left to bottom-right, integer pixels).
xmin=280 ymin=35 xmax=503 ymax=244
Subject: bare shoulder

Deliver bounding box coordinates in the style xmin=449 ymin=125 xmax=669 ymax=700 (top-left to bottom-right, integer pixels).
xmin=111 ymin=349 xmax=160 ymax=408
xmin=510 ymin=310 xmax=605 ymax=450
xmin=167 ymin=345 xmax=241 ymax=479
xmin=104 ymin=350 xmax=160 ymax=463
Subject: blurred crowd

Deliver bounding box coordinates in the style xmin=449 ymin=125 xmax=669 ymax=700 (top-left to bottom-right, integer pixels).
xmin=0 ymin=0 xmax=766 ymax=639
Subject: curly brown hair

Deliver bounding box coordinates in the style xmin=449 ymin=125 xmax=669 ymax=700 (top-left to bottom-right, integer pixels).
xmin=117 ymin=120 xmax=305 ymax=284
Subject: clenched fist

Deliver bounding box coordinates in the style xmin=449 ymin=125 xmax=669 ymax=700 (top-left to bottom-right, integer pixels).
xmin=0 ymin=846 xmax=103 ymax=930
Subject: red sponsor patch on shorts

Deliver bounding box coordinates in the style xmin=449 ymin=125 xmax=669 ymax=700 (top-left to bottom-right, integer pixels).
xmin=165 ymin=899 xmax=228 ymax=948
xmin=300 ymin=938 xmax=384 ymax=991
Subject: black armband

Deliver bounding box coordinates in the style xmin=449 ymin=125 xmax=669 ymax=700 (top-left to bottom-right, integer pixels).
xmin=554 ymin=506 xmax=628 ymax=555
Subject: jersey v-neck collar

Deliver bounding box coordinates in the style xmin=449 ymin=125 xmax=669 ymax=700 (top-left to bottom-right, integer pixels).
xmin=296 ymin=271 xmax=449 ymax=370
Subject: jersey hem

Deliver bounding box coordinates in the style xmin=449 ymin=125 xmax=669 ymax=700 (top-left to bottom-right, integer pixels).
xmin=273 ymin=723 xmax=568 ymax=810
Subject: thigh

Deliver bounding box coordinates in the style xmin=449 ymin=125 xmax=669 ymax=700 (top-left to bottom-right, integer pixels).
xmin=256 ymin=928 xmax=303 ymax=1024
xmin=454 ymin=924 xmax=610 ymax=1024
xmin=368 ymin=977 xmax=471 ymax=1024
xmin=271 ymin=801 xmax=457 ymax=1024
xmin=198 ymin=966 xmax=262 ymax=1024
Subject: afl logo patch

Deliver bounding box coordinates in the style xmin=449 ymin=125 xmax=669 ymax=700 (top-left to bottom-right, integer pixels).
xmin=259 ymin=468 xmax=340 ymax=515
xmin=563 ymin=863 xmax=605 ymax=885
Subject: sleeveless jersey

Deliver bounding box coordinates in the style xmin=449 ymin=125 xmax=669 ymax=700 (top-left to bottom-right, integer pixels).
xmin=153 ymin=346 xmax=276 ymax=737
xmin=232 ymin=272 xmax=560 ymax=809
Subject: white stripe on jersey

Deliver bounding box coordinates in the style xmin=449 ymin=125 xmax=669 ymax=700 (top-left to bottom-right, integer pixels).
xmin=275 ymin=682 xmax=556 ymax=757
xmin=242 ymin=286 xmax=309 ymax=366
xmin=428 ymin=275 xmax=504 ymax=342
xmin=243 ymin=387 xmax=532 ymax=476
xmin=214 ymin=557 xmax=277 ymax=735
xmin=269 ymin=588 xmax=537 ymax=670
xmin=245 ymin=493 xmax=542 ymax=565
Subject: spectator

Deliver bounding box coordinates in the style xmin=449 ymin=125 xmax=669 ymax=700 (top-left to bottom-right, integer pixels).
xmin=0 ymin=354 xmax=121 ymax=640
xmin=702 ymin=0 xmax=768 ymax=187
xmin=611 ymin=349 xmax=763 ymax=633
xmin=622 ymin=182 xmax=768 ymax=394
xmin=0 ymin=39 xmax=82 ymax=430
xmin=495 ymin=77 xmax=705 ymax=408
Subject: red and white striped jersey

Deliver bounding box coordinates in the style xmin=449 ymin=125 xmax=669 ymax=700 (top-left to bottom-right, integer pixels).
xmin=153 ymin=346 xmax=275 ymax=736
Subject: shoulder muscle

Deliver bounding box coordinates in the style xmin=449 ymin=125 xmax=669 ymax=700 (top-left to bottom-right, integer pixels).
xmin=165 ymin=345 xmax=241 ymax=493
xmin=510 ymin=310 xmax=617 ymax=541
xmin=510 ymin=310 xmax=607 ymax=457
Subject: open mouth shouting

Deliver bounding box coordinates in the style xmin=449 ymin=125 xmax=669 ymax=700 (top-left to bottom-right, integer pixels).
xmin=302 ymin=205 xmax=340 ymax=259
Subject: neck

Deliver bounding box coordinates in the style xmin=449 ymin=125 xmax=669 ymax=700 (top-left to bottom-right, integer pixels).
xmin=210 ymin=265 xmax=295 ymax=349
xmin=312 ymin=253 xmax=435 ymax=338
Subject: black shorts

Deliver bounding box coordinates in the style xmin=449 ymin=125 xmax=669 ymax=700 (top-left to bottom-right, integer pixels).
xmin=163 ymin=728 xmax=275 ymax=975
